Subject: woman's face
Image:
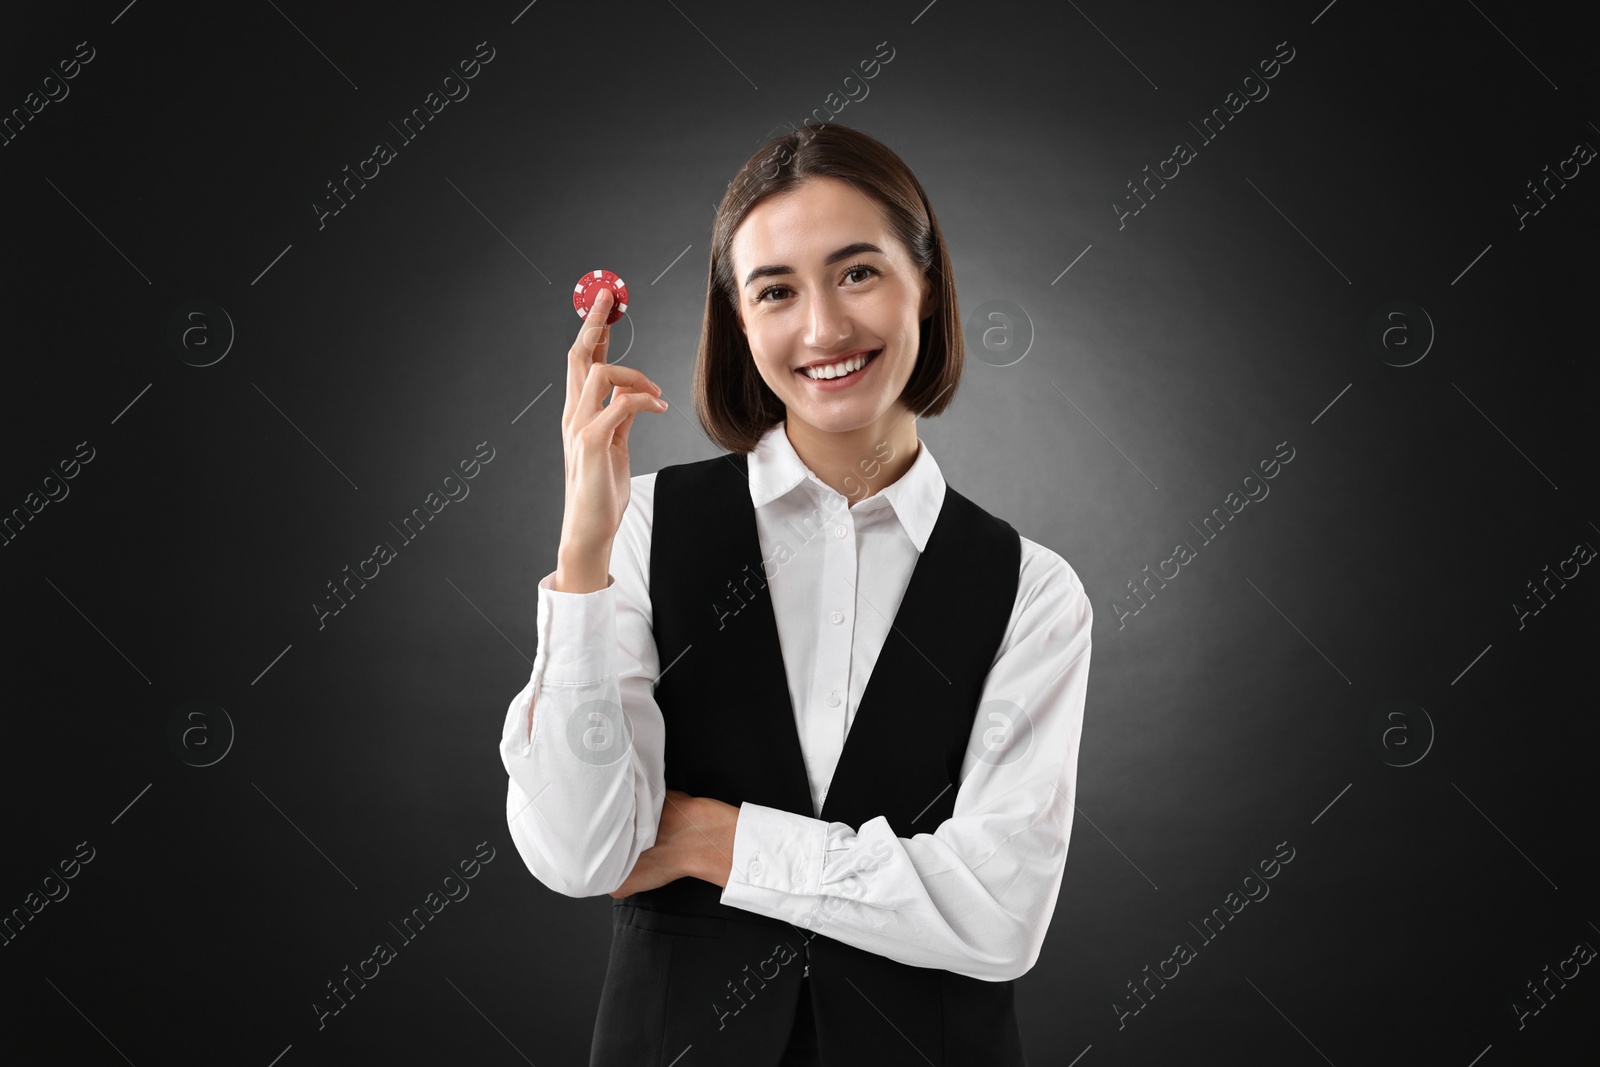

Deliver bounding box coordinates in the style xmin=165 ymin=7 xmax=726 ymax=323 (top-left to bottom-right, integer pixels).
xmin=729 ymin=176 xmax=934 ymax=438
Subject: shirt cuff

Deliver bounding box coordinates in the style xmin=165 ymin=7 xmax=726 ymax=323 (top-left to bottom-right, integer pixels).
xmin=535 ymin=569 xmax=617 ymax=684
xmin=719 ymin=802 xmax=828 ymax=924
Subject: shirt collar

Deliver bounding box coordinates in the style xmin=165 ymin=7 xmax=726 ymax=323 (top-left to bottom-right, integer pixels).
xmin=746 ymin=419 xmax=945 ymax=553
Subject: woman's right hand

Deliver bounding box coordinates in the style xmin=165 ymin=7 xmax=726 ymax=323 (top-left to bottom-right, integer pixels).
xmin=556 ymin=287 xmax=668 ymax=590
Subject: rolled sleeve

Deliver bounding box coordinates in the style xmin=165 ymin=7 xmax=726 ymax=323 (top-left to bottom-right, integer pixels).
xmin=499 ymin=571 xmax=617 ymax=759
xmin=497 ymin=474 xmax=667 ymax=899
xmin=535 ymin=571 xmax=617 ymax=684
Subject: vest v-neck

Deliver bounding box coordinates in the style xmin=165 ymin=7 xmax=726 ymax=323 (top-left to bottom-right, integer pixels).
xmin=645 ymin=449 xmax=1019 ymax=878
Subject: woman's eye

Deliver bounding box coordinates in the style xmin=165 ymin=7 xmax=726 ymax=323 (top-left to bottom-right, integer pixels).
xmin=755 ymin=265 xmax=878 ymax=304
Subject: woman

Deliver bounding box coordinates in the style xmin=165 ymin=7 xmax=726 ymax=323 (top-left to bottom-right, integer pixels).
xmin=500 ymin=123 xmax=1093 ymax=1066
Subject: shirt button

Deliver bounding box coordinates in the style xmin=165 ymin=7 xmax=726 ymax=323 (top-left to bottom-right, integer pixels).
xmin=830 ymin=611 xmax=844 ymax=624
xmin=826 ymin=693 xmax=840 ymax=708
xmin=834 ymin=526 xmax=846 ymax=538
xmin=749 ymin=859 xmax=763 ymax=878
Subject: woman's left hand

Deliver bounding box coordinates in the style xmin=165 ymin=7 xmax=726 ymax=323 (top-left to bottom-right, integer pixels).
xmin=608 ymin=789 xmax=741 ymax=899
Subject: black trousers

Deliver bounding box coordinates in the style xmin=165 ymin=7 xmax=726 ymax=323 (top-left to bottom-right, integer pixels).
xmin=777 ymin=976 xmax=819 ymax=1066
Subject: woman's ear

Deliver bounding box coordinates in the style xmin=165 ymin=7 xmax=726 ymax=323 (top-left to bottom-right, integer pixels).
xmin=919 ymin=275 xmax=938 ymax=321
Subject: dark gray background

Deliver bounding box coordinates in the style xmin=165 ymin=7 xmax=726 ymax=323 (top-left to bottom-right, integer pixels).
xmin=3 ymin=0 xmax=1596 ymax=1063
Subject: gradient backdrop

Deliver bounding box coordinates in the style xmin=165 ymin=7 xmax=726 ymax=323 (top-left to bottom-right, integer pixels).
xmin=3 ymin=0 xmax=1597 ymax=1064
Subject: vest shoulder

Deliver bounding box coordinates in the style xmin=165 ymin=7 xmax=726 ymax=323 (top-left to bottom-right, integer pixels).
xmin=654 ymin=451 xmax=748 ymax=490
xmin=941 ymin=482 xmax=1021 ymax=545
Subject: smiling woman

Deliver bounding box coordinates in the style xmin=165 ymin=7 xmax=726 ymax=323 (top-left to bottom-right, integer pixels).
xmin=501 ymin=123 xmax=1094 ymax=1067
xmin=713 ymin=176 xmax=940 ymax=479
xmin=694 ymin=128 xmax=962 ymax=485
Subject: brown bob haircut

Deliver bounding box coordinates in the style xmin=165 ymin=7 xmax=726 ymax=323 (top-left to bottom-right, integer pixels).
xmin=693 ymin=123 xmax=964 ymax=455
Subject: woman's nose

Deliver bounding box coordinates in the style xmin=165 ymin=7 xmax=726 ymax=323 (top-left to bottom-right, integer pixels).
xmin=805 ymin=290 xmax=852 ymax=348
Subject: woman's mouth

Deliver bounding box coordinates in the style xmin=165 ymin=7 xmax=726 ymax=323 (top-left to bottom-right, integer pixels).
xmin=797 ymin=349 xmax=881 ymax=389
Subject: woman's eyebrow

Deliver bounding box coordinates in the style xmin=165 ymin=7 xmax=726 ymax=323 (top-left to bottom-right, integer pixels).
xmin=742 ymin=241 xmax=885 ymax=287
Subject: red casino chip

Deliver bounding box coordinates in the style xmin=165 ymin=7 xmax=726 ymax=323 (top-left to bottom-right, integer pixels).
xmin=573 ymin=269 xmax=629 ymax=325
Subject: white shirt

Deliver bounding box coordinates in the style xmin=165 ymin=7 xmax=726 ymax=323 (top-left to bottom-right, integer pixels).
xmin=498 ymin=420 xmax=1093 ymax=982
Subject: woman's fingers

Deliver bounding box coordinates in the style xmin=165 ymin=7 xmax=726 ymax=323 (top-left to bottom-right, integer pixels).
xmin=577 ymin=363 xmax=661 ymax=433
xmin=563 ymin=286 xmax=665 ymax=440
xmin=586 ymin=287 xmax=612 ymax=364
xmin=581 ymin=389 xmax=666 ymax=448
xmin=564 ymin=287 xmax=615 ymax=428
xmin=551 ymin=274 xmax=664 ymax=571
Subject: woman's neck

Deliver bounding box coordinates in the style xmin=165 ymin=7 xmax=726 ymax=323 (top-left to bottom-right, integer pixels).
xmin=781 ymin=411 xmax=920 ymax=503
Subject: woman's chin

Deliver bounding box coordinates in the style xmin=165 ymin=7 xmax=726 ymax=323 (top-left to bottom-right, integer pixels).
xmin=786 ymin=403 xmax=889 ymax=436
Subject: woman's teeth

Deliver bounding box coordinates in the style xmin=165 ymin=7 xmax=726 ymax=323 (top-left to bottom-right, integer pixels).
xmin=802 ymin=350 xmax=878 ymax=380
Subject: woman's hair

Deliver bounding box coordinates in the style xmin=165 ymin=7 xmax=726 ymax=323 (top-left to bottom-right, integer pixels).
xmin=693 ymin=123 xmax=963 ymax=454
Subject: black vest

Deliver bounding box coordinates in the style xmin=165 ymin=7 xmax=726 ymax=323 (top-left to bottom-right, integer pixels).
xmin=589 ymin=449 xmax=1026 ymax=1066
